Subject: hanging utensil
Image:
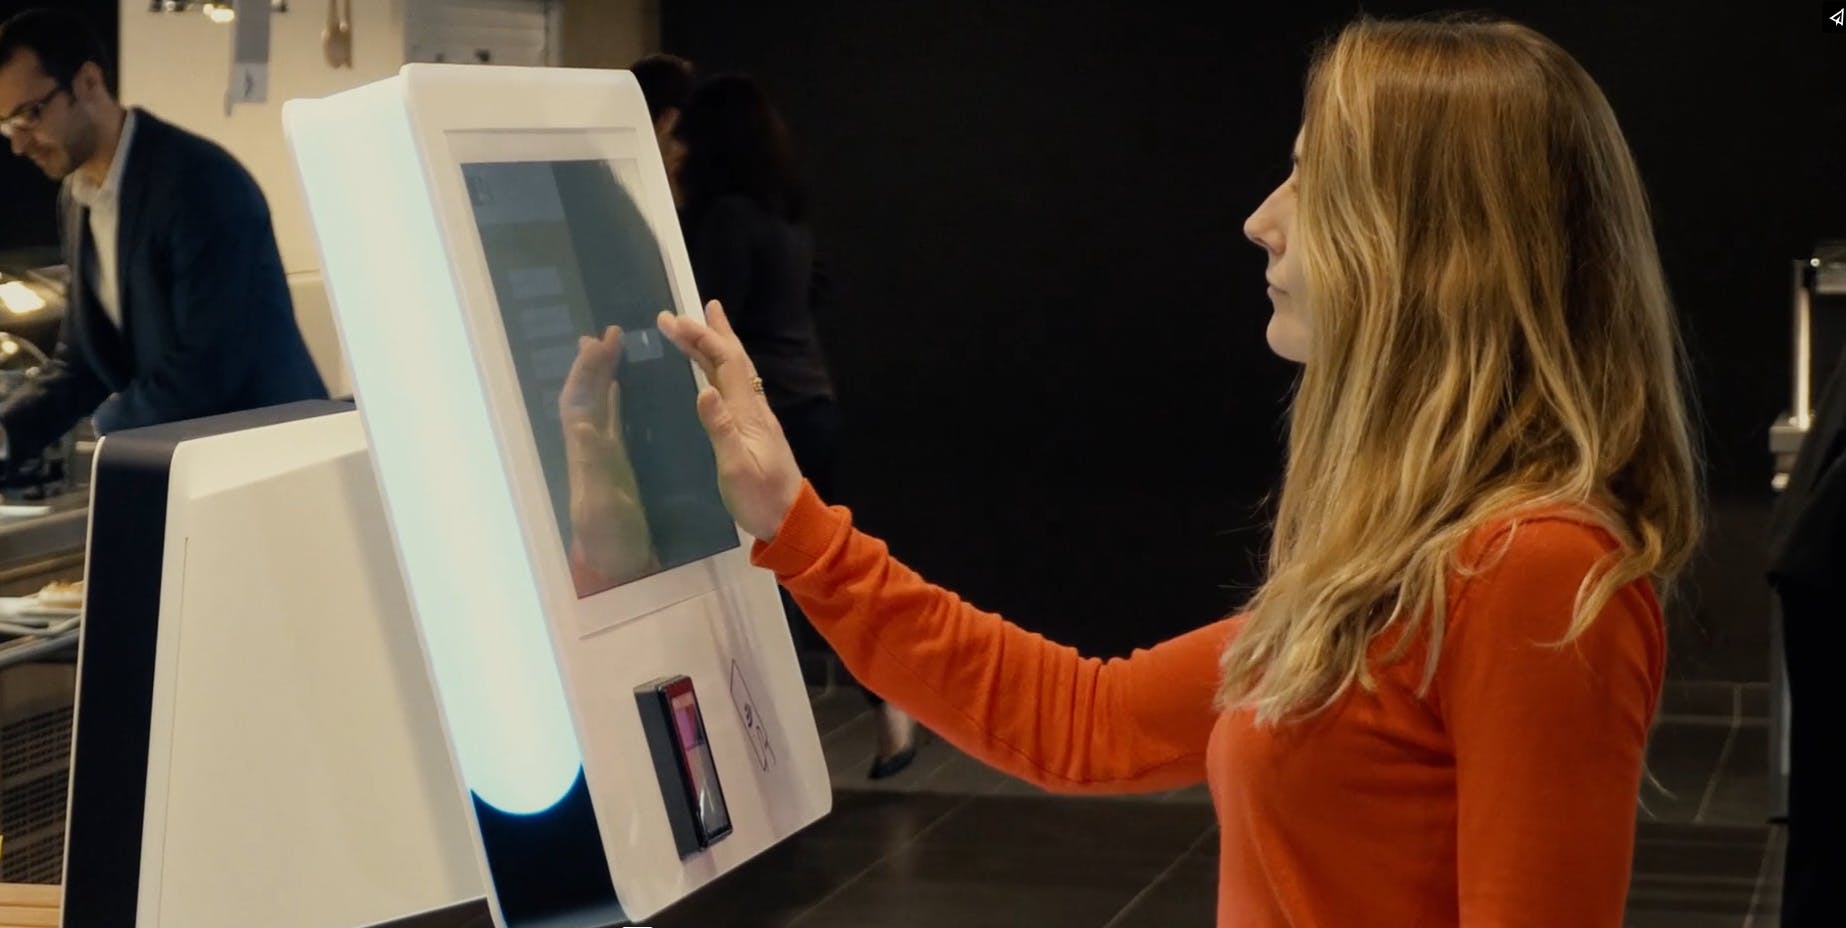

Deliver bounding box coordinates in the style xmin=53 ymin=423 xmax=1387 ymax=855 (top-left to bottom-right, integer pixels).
xmin=322 ymin=0 xmax=352 ymax=68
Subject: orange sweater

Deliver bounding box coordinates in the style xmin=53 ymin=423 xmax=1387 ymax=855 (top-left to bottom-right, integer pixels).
xmin=751 ymin=482 xmax=1665 ymax=927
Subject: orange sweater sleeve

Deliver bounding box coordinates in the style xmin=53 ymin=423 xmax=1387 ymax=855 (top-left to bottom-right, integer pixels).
xmin=751 ymin=481 xmax=1229 ymax=793
xmin=1437 ymin=518 xmax=1666 ymax=927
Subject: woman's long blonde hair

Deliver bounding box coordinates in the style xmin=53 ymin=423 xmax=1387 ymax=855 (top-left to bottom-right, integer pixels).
xmin=1218 ymin=16 xmax=1703 ymax=721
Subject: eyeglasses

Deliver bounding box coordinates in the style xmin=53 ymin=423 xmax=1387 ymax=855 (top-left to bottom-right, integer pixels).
xmin=0 ymin=86 xmax=70 ymax=140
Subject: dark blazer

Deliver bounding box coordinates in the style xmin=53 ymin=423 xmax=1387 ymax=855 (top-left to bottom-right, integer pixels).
xmin=0 ymin=108 xmax=327 ymax=462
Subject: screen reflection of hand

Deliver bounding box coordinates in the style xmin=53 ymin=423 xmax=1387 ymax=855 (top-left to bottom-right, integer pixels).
xmin=561 ymin=325 xmax=660 ymax=592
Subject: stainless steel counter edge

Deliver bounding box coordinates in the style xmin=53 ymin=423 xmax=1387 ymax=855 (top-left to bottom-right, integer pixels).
xmin=0 ymin=491 xmax=91 ymax=579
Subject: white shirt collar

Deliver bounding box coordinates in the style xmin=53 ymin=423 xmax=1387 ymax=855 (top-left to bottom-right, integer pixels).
xmin=66 ymin=108 xmax=138 ymax=211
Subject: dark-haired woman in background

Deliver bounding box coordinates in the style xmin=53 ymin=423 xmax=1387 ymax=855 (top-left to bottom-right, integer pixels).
xmin=630 ymin=53 xmax=694 ymax=207
xmin=677 ymin=73 xmax=919 ymax=778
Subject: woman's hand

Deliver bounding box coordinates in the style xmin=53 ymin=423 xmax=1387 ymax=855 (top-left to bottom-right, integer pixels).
xmin=657 ymin=301 xmax=804 ymax=542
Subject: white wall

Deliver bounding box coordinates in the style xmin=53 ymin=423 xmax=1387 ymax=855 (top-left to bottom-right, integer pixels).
xmin=119 ymin=1 xmax=411 ymax=396
xmin=116 ymin=1 xmax=656 ymax=397
xmin=119 ymin=1 xmax=412 ymax=276
xmin=561 ymin=0 xmax=656 ymax=70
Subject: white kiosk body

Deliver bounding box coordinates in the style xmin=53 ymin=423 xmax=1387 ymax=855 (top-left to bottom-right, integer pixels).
xmin=62 ymin=404 xmax=485 ymax=928
xmin=283 ymin=65 xmax=831 ymax=926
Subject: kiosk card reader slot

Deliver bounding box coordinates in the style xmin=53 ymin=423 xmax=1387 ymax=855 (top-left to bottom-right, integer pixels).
xmin=636 ymin=675 xmax=733 ymax=857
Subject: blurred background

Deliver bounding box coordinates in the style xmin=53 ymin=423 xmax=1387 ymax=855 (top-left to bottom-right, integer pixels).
xmin=0 ymin=3 xmax=1838 ymax=925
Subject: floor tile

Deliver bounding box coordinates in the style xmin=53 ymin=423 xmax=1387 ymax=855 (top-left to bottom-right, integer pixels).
xmin=1155 ymin=783 xmax=1214 ymax=804
xmin=914 ymin=795 xmax=1213 ymax=864
xmin=768 ymin=790 xmax=966 ymax=859
xmin=820 ymin=712 xmax=883 ymax=782
xmin=1738 ymin=682 xmax=1772 ymax=720
xmin=872 ymin=839 xmax=1176 ymax=891
xmin=1750 ymin=825 xmax=1787 ymax=923
xmin=1641 ymin=721 xmax=1733 ymax=822
xmin=1623 ymin=873 xmax=1760 ymax=917
xmin=650 ymin=792 xmax=968 ymax=928
xmin=649 ymin=836 xmax=890 ymax=928
xmin=1100 ymin=844 xmax=1218 ymax=928
xmin=807 ymin=686 xmax=873 ymax=739
xmin=898 ymin=743 xmax=1012 ymax=795
xmin=1701 ymin=721 xmax=1771 ymax=826
xmin=1659 ymin=680 xmax=1738 ymax=720
xmin=982 ymin=774 xmax=1166 ymax=804
xmin=1632 ymin=822 xmax=1771 ymax=880
xmin=788 ymin=868 xmax=1141 ymax=928
xmin=1625 ymin=821 xmax=1769 ymax=920
xmin=1624 ymin=913 xmax=1752 ymax=928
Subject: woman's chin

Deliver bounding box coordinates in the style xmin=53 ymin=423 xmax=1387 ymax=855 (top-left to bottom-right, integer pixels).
xmin=1265 ymin=313 xmax=1310 ymax=364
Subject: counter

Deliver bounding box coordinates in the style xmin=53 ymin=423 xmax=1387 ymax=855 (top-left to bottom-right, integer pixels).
xmin=0 ymin=490 xmax=88 ymax=595
xmin=0 ymin=882 xmax=56 ymax=927
xmin=0 ymin=487 xmax=89 ymax=669
xmin=0 ymin=488 xmax=88 ymax=888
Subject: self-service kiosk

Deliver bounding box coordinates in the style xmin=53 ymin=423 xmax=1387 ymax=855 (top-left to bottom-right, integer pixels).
xmin=55 ymin=64 xmax=829 ymax=928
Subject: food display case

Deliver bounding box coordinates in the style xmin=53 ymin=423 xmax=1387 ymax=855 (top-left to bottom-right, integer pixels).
xmin=0 ymin=249 xmax=92 ymax=886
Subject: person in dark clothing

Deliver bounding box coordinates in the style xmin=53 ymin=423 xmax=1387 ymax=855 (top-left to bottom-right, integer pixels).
xmin=630 ymin=53 xmax=694 ymax=207
xmin=0 ymin=10 xmax=326 ymax=462
xmin=1767 ymin=339 xmax=1846 ymax=928
xmin=677 ymin=73 xmax=918 ymax=779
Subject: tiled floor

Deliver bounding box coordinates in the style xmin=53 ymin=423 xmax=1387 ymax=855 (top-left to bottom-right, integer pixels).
xmin=646 ymin=675 xmax=1786 ymax=928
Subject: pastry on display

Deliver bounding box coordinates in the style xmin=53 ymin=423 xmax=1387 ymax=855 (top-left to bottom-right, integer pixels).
xmin=35 ymin=579 xmax=83 ymax=610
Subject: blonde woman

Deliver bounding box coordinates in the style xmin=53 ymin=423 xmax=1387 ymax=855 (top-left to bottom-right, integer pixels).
xmin=658 ymin=15 xmax=1701 ymax=926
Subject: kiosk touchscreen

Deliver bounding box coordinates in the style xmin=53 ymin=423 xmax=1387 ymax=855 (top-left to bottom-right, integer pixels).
xmin=284 ymin=65 xmax=829 ymax=926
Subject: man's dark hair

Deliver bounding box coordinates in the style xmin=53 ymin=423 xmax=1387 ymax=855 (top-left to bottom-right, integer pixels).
xmin=631 ymin=53 xmax=694 ymax=122
xmin=0 ymin=8 xmax=112 ymax=90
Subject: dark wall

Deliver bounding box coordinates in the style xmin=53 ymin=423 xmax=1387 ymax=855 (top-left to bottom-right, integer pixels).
xmin=0 ymin=0 xmax=118 ymax=252
xmin=667 ymin=2 xmax=1844 ymax=675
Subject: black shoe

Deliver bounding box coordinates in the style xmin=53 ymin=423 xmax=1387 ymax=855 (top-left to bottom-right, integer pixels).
xmin=868 ymin=743 xmax=917 ymax=780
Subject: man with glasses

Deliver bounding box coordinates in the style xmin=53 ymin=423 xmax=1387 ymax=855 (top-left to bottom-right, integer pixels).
xmin=0 ymin=9 xmax=325 ymax=466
